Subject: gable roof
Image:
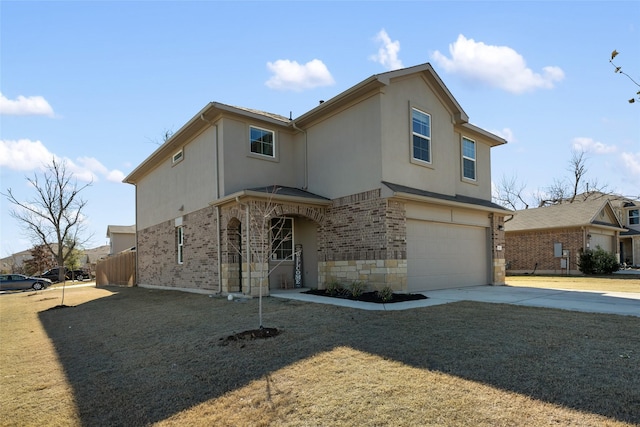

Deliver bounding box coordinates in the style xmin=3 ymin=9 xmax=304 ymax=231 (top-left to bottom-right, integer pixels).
xmin=106 ymin=225 xmax=136 ymax=237
xmin=294 ymin=63 xmax=468 ymax=125
xmin=504 ymin=198 xmax=625 ymax=232
xmin=124 ymin=63 xmax=506 ymax=185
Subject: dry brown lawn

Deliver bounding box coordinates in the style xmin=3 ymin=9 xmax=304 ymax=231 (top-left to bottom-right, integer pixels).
xmin=1 ymin=278 xmax=639 ymax=426
xmin=507 ymin=274 xmax=640 ymax=293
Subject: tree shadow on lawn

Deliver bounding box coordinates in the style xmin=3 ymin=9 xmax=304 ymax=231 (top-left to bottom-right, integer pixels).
xmin=39 ymin=287 xmax=640 ymax=426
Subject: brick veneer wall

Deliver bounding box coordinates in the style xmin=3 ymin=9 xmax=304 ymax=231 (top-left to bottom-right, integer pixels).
xmin=137 ymin=206 xmax=219 ymax=291
xmin=219 ymin=200 xmax=326 ymax=297
xmin=317 ymin=189 xmax=408 ymax=291
xmin=505 ymin=228 xmax=583 ymax=274
xmin=318 ymin=189 xmax=406 ymax=261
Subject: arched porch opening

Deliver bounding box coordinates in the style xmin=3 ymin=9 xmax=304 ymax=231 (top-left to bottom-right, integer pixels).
xmin=224 ymin=217 xmax=242 ymax=293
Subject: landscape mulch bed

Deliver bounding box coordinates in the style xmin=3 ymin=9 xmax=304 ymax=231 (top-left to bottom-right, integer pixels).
xmin=303 ymin=289 xmax=428 ymax=303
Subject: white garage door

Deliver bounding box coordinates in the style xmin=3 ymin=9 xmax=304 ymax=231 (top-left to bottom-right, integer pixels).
xmin=407 ymin=220 xmax=489 ymax=292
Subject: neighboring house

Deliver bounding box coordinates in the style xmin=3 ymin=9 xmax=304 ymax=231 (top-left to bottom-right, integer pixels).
xmin=545 ymin=191 xmax=640 ymax=267
xmin=504 ymin=198 xmax=625 ymax=274
xmin=106 ymin=225 xmax=136 ymax=255
xmin=0 ymin=245 xmax=109 ymax=275
xmin=0 ymin=249 xmax=37 ymax=274
xmin=84 ymin=245 xmax=111 ymax=273
xmin=616 ymin=199 xmax=640 ymax=267
xmin=124 ymin=63 xmax=510 ymax=296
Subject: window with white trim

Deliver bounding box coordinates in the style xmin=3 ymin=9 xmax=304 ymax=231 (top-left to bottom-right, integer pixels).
xmin=271 ymin=217 xmax=293 ymax=260
xmin=629 ymin=209 xmax=639 ymax=226
xmin=462 ymin=137 xmax=476 ymax=180
xmin=177 ymin=226 xmax=184 ymax=264
xmin=250 ymin=126 xmax=275 ymax=157
xmin=412 ymin=108 xmax=431 ymax=163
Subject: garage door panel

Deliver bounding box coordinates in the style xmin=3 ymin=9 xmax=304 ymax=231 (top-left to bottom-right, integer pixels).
xmin=407 ymin=220 xmax=488 ymax=292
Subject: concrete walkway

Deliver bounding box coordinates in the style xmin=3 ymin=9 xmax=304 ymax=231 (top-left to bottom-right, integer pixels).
xmin=271 ymin=285 xmax=640 ymax=317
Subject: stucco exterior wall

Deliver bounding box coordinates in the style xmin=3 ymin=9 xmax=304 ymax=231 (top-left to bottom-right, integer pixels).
xmin=219 ymin=117 xmax=299 ymax=196
xmin=380 ymin=75 xmax=459 ymax=197
xmin=305 ymin=95 xmax=383 ymax=199
xmin=135 ymin=126 xmax=219 ymax=230
xmin=110 ymin=233 xmax=136 ymax=255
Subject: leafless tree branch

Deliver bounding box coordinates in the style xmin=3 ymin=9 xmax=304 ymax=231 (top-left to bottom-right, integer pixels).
xmin=2 ymin=158 xmax=92 ymax=285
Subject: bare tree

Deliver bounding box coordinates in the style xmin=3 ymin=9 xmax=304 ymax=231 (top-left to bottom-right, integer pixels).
xmin=609 ymin=50 xmax=640 ymax=104
xmin=493 ymin=173 xmax=529 ymax=213
xmin=233 ymin=188 xmax=296 ymax=329
xmin=537 ymin=149 xmax=608 ymax=207
xmin=146 ymin=128 xmax=174 ymax=146
xmin=2 ymin=158 xmax=92 ymax=285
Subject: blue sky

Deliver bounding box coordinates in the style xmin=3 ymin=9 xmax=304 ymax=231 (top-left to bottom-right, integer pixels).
xmin=1 ymin=1 xmax=639 ymax=255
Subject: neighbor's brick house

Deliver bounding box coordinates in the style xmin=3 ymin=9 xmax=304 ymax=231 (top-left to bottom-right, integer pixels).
xmin=504 ymin=197 xmax=625 ymax=274
xmin=125 ymin=63 xmax=510 ymax=295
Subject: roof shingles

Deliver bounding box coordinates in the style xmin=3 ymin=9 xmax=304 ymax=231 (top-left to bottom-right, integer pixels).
xmin=504 ymin=199 xmax=622 ymax=232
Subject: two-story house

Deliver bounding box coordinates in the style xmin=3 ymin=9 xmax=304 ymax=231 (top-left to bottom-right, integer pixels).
xmin=106 ymin=225 xmax=136 ymax=255
xmin=124 ymin=63 xmax=510 ymax=296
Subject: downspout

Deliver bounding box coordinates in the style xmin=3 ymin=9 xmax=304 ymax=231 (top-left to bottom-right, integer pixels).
xmin=201 ymin=114 xmax=223 ymax=294
xmin=291 ymin=120 xmax=308 ymax=190
xmin=235 ymin=196 xmax=251 ymax=295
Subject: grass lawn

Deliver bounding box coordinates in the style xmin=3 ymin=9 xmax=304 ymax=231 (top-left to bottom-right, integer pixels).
xmin=1 ymin=279 xmax=639 ymax=426
xmin=507 ymin=274 xmax=640 ymax=293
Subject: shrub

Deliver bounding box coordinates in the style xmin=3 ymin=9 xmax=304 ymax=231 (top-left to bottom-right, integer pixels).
xmin=326 ymin=280 xmax=343 ymax=296
xmin=350 ymin=281 xmax=366 ymax=298
xmin=578 ymin=246 xmax=620 ymax=275
xmin=376 ymin=286 xmax=394 ymax=303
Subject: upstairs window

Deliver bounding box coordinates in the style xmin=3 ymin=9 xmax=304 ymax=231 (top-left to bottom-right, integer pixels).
xmin=462 ymin=137 xmax=476 ymax=180
xmin=250 ymin=126 xmax=275 ymax=157
xmin=630 ymin=209 xmax=639 ymax=226
xmin=271 ymin=217 xmax=293 ymax=260
xmin=412 ymin=108 xmax=431 ymax=163
xmin=177 ymin=226 xmax=184 ymax=264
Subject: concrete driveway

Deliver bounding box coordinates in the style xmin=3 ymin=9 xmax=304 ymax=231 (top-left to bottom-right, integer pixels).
xmin=271 ymin=285 xmax=640 ymax=317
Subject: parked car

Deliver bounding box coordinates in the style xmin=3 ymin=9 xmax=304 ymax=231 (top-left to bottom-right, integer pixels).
xmin=37 ymin=267 xmax=88 ymax=282
xmin=0 ymin=274 xmax=52 ymax=291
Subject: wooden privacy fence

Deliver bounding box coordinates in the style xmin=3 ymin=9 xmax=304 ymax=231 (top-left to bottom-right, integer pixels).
xmin=96 ymin=251 xmax=136 ymax=287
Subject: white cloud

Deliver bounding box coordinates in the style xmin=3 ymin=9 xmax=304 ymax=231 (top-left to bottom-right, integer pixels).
xmin=490 ymin=127 xmax=516 ymax=143
xmin=0 ymin=92 xmax=55 ymax=117
xmin=0 ymin=139 xmax=53 ymax=170
xmin=621 ymin=152 xmax=640 ymax=175
xmin=265 ymin=59 xmax=335 ymax=91
xmin=431 ymin=34 xmax=565 ymax=94
xmin=106 ymin=169 xmax=125 ymax=182
xmin=571 ymin=137 xmax=617 ymax=154
xmin=0 ymin=139 xmax=125 ymax=183
xmin=370 ymin=29 xmax=403 ymax=71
